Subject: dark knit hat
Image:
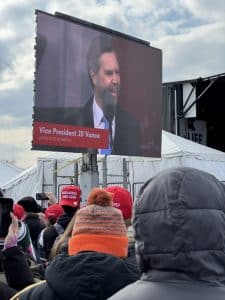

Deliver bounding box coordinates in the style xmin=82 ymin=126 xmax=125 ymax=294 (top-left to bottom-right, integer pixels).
xmin=68 ymin=188 xmax=128 ymax=258
xmin=59 ymin=185 xmax=81 ymax=208
xmin=18 ymin=196 xmax=43 ymax=213
xmin=105 ymin=186 xmax=133 ymax=220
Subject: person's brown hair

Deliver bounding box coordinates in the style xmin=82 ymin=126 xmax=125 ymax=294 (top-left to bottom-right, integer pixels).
xmin=87 ymin=35 xmax=116 ymax=85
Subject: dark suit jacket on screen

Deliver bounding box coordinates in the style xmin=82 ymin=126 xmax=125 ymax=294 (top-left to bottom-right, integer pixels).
xmin=79 ymin=98 xmax=141 ymax=156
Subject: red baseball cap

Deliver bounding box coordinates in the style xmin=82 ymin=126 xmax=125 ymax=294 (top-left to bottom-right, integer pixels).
xmin=45 ymin=204 xmax=64 ymax=220
xmin=13 ymin=204 xmax=25 ymax=220
xmin=59 ymin=185 xmax=81 ymax=208
xmin=105 ymin=186 xmax=133 ymax=220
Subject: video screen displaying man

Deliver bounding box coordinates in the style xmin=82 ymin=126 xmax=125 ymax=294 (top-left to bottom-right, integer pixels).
xmin=33 ymin=11 xmax=162 ymax=158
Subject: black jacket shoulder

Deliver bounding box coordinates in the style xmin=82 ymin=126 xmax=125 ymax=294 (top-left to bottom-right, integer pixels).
xmin=1 ymin=246 xmax=34 ymax=291
xmin=0 ymin=281 xmax=16 ymax=300
xmin=16 ymin=252 xmax=138 ymax=300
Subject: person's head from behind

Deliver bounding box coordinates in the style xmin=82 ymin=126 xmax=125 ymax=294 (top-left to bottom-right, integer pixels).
xmin=134 ymin=167 xmax=225 ymax=279
xmin=68 ymin=187 xmax=128 ymax=258
xmin=105 ymin=186 xmax=133 ymax=227
xmin=45 ymin=204 xmax=64 ymax=226
xmin=87 ymin=36 xmax=120 ymax=121
xmin=17 ymin=196 xmax=43 ymax=214
xmin=59 ymin=185 xmax=81 ymax=216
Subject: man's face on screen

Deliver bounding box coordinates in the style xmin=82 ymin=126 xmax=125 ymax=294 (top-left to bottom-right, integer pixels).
xmin=92 ymin=51 xmax=120 ymax=107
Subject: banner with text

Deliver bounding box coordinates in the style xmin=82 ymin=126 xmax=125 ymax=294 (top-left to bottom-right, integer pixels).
xmin=33 ymin=122 xmax=108 ymax=149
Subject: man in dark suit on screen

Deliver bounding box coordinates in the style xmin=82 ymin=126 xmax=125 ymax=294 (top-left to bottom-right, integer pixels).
xmin=81 ymin=35 xmax=141 ymax=156
xmin=34 ymin=36 xmax=141 ymax=156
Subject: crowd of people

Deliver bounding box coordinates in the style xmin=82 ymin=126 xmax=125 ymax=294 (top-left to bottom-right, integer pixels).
xmin=1 ymin=166 xmax=225 ymax=300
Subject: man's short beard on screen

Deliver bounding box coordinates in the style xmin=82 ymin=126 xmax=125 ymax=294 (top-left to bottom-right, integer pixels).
xmin=101 ymin=89 xmax=118 ymax=124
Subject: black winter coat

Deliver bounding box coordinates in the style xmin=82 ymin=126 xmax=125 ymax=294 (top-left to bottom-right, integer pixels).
xmin=15 ymin=251 xmax=138 ymax=300
xmin=125 ymin=243 xmax=140 ymax=279
xmin=1 ymin=246 xmax=34 ymax=291
xmin=24 ymin=214 xmax=44 ymax=248
xmin=0 ymin=281 xmax=16 ymax=300
xmin=109 ymin=167 xmax=225 ymax=300
xmin=42 ymin=213 xmax=73 ymax=258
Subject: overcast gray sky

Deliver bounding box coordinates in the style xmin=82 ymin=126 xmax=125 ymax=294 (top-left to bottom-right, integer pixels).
xmin=1 ymin=0 xmax=225 ymax=168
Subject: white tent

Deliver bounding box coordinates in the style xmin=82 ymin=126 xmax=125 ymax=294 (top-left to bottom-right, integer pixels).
xmin=3 ymin=130 xmax=225 ymax=201
xmin=0 ymin=161 xmax=24 ymax=187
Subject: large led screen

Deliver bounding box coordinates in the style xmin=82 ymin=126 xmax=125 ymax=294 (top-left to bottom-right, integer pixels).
xmin=32 ymin=10 xmax=162 ymax=157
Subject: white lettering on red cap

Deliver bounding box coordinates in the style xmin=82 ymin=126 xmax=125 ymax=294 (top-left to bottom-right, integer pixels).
xmin=62 ymin=191 xmax=79 ymax=200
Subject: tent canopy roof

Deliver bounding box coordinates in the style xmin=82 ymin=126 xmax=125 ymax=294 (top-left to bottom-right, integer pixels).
xmin=3 ymin=130 xmax=225 ymax=191
xmin=162 ymin=131 xmax=225 ymax=161
xmin=0 ymin=161 xmax=24 ymax=186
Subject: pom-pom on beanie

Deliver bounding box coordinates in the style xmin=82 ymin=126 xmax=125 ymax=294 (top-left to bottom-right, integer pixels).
xmin=68 ymin=188 xmax=128 ymax=258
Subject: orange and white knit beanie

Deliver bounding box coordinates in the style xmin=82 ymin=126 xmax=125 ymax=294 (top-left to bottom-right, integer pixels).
xmin=68 ymin=188 xmax=128 ymax=258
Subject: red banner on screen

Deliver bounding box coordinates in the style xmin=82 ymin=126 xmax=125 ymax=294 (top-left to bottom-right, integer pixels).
xmin=33 ymin=122 xmax=109 ymax=149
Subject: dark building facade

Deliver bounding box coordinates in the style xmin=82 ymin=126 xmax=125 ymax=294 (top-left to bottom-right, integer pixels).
xmin=163 ymin=72 xmax=225 ymax=152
